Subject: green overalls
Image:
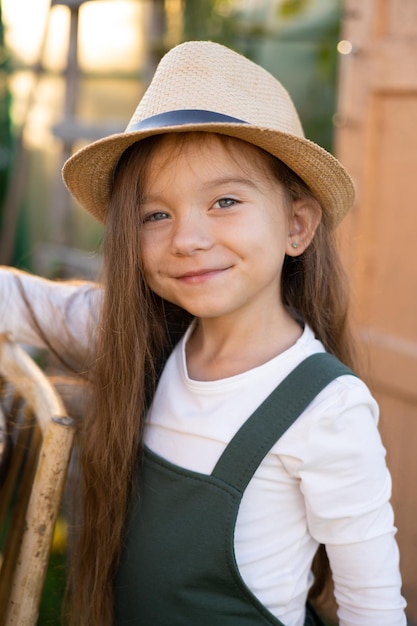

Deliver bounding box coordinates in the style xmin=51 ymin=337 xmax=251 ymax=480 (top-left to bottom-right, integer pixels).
xmin=115 ymin=353 xmax=353 ymax=625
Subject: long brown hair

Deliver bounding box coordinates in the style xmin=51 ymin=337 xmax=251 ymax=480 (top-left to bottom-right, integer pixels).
xmin=66 ymin=133 xmax=356 ymax=624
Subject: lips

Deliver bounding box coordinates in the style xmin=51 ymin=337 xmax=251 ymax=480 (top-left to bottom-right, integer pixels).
xmin=175 ymin=267 xmax=230 ymax=283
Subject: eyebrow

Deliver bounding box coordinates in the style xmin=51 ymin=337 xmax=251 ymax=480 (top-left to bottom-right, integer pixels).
xmin=201 ymin=176 xmax=259 ymax=190
xmin=142 ymin=176 xmax=260 ymax=205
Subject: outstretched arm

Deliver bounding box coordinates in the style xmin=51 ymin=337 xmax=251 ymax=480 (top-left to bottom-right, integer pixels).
xmin=0 ymin=266 xmax=101 ymax=358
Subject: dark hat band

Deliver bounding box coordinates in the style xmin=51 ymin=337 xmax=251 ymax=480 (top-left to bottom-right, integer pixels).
xmin=128 ymin=109 xmax=248 ymax=131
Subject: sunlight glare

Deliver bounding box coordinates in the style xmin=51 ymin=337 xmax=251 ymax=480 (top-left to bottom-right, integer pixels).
xmin=3 ymin=0 xmax=50 ymax=65
xmin=2 ymin=0 xmax=145 ymax=73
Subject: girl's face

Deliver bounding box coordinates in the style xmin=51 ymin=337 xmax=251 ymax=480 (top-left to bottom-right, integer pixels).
xmin=140 ymin=134 xmax=302 ymax=326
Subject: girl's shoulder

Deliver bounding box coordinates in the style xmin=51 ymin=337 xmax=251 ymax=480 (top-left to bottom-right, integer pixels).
xmin=296 ymin=324 xmax=377 ymax=416
xmin=0 ymin=265 xmax=101 ymax=350
xmin=275 ymin=359 xmax=381 ymax=472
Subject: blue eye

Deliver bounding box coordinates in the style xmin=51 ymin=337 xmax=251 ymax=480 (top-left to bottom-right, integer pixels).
xmin=143 ymin=211 xmax=169 ymax=223
xmin=216 ymin=198 xmax=237 ymax=209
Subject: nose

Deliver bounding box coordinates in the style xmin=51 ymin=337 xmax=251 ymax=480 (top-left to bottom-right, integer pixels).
xmin=171 ymin=211 xmax=214 ymax=256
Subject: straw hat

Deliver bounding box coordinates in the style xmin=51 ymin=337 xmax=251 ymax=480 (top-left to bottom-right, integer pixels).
xmin=62 ymin=40 xmax=354 ymax=228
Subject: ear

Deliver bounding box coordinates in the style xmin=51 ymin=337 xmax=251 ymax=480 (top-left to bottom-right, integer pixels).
xmin=286 ymin=198 xmax=322 ymax=256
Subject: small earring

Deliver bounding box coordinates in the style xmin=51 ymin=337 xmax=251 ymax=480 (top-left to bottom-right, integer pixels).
xmin=291 ymin=242 xmax=299 ymax=249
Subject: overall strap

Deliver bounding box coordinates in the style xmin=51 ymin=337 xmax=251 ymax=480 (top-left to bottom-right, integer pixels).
xmin=211 ymin=352 xmax=355 ymax=492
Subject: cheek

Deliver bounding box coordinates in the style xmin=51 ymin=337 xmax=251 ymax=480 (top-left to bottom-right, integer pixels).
xmin=259 ymin=209 xmax=289 ymax=249
xmin=140 ymin=238 xmax=158 ymax=280
xmin=140 ymin=227 xmax=159 ymax=260
xmin=272 ymin=207 xmax=291 ymax=241
xmin=140 ymin=240 xmax=172 ymax=298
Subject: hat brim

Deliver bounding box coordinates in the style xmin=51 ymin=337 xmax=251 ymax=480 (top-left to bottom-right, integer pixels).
xmin=62 ymin=122 xmax=354 ymax=229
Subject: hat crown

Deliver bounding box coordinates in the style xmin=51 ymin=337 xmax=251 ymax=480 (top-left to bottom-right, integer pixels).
xmin=63 ymin=40 xmax=354 ymax=226
xmin=126 ymin=41 xmax=304 ymax=138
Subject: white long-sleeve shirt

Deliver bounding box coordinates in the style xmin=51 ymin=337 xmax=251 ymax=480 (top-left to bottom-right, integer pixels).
xmin=0 ymin=266 xmax=100 ymax=352
xmin=0 ymin=266 xmax=407 ymax=625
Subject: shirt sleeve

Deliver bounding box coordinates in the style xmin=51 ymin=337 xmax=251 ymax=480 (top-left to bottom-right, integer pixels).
xmin=0 ymin=265 xmax=101 ymax=357
xmin=280 ymin=376 xmax=407 ymax=625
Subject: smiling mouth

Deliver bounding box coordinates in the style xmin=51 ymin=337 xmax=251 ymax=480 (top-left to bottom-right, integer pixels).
xmin=175 ymin=267 xmax=230 ymax=282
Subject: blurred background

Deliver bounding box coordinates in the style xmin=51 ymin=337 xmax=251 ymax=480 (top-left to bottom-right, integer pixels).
xmin=1 ymin=0 xmax=416 ymax=624
xmin=0 ymin=0 xmax=342 ymax=278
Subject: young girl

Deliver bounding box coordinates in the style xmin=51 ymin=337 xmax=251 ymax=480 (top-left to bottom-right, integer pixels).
xmin=0 ymin=41 xmax=406 ymax=625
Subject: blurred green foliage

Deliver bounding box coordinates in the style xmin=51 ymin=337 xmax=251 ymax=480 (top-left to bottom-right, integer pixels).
xmin=182 ymin=0 xmax=342 ymax=152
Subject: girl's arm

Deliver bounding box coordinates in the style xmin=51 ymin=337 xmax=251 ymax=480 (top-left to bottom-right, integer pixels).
xmin=282 ymin=377 xmax=407 ymax=625
xmin=0 ymin=265 xmax=101 ymax=357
